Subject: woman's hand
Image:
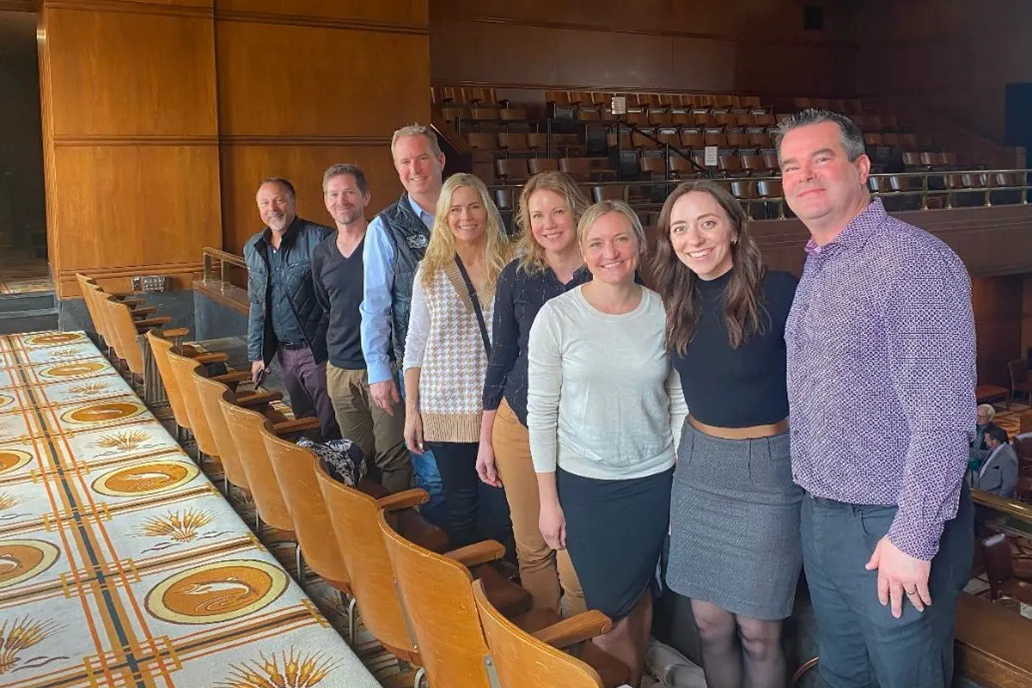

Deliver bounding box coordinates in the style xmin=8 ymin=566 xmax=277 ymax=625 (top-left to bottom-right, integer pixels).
xmin=404 ymin=412 xmax=424 ymax=454
xmin=476 ymin=442 xmax=502 ymax=487
xmin=539 ymin=499 xmax=567 ymax=550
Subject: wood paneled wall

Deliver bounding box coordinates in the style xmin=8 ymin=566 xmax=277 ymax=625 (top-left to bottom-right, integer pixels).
xmin=856 ymin=0 xmax=1031 ymax=142
xmin=215 ymin=1 xmax=430 ymax=253
xmin=972 ymin=275 xmax=1024 ymax=387
xmin=38 ymin=0 xmax=220 ymax=297
xmin=37 ymin=0 xmax=430 ymax=296
xmin=430 ymin=0 xmax=857 ymax=96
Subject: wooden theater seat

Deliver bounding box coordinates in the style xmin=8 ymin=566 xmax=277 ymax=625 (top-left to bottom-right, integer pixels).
xmin=472 ymin=578 xmax=632 ymax=688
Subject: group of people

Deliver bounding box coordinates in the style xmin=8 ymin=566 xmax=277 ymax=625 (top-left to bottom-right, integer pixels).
xmin=244 ymin=110 xmax=978 ymax=688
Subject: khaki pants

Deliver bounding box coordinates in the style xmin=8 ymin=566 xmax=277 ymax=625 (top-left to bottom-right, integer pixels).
xmin=326 ymin=363 xmax=412 ymax=493
xmin=493 ymin=400 xmax=584 ymax=615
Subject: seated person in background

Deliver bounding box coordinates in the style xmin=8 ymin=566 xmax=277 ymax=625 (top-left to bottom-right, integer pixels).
xmin=972 ymin=425 xmax=1018 ymax=498
xmin=969 ymin=403 xmax=1003 ymax=474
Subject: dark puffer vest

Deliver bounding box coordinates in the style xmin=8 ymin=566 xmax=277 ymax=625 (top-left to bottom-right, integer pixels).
xmin=244 ymin=216 xmax=332 ymax=365
xmin=379 ymin=193 xmax=432 ymax=365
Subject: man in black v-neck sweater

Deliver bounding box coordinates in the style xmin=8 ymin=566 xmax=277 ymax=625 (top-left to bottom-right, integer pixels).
xmin=312 ymin=164 xmax=411 ymax=493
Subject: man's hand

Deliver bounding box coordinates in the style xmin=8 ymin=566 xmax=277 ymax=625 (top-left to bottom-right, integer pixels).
xmin=251 ymin=360 xmax=265 ymax=385
xmin=370 ymin=379 xmax=400 ymax=416
xmin=866 ymin=536 xmax=932 ymax=618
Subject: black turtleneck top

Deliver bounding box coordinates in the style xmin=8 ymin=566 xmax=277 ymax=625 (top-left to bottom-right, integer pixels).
xmin=670 ymin=269 xmax=798 ymax=428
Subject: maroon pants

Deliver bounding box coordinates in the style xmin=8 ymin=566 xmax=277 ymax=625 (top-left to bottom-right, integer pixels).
xmin=276 ymin=345 xmax=340 ymax=441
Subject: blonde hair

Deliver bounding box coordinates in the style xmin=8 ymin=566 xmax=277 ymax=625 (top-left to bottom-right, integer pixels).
xmin=421 ymin=173 xmax=512 ymax=291
xmin=577 ymin=200 xmax=647 ymax=257
xmin=515 ymin=172 xmax=590 ymax=274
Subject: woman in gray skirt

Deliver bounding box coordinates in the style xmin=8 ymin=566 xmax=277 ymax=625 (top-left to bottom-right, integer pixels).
xmin=651 ymin=181 xmax=802 ymax=688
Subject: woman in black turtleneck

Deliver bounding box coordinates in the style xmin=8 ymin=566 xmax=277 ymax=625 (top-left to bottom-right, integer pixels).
xmin=651 ymin=181 xmax=802 ymax=688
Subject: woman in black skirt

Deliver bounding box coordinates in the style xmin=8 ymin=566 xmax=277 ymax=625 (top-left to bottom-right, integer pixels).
xmin=652 ymin=181 xmax=802 ymax=688
xmin=527 ymin=200 xmax=687 ymax=685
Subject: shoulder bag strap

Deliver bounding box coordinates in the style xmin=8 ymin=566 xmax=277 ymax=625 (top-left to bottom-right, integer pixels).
xmin=454 ymin=254 xmax=491 ymax=358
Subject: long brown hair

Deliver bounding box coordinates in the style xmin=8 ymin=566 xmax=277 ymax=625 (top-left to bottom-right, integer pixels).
xmin=650 ymin=180 xmax=767 ymax=354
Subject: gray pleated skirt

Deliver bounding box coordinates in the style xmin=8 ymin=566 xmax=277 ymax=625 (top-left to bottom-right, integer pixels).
xmin=665 ymin=422 xmax=803 ymax=620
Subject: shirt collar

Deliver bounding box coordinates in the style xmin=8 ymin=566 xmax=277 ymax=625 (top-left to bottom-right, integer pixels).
xmin=804 ymin=198 xmax=886 ymax=256
xmin=407 ymin=194 xmax=434 ymax=229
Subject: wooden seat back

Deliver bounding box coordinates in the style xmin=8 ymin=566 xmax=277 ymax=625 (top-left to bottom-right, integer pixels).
xmin=192 ymin=371 xmax=250 ymax=491
xmin=101 ymin=296 xmax=144 ymax=374
xmin=218 ymin=393 xmax=293 ymax=531
xmin=377 ymin=509 xmax=493 ymax=687
xmin=166 ymin=350 xmax=219 ymax=457
xmin=260 ymin=424 xmax=352 ymax=590
xmin=472 ymin=579 xmax=604 ymax=688
xmin=314 ymin=460 xmax=420 ymax=664
xmin=145 ymin=330 xmax=192 ymax=432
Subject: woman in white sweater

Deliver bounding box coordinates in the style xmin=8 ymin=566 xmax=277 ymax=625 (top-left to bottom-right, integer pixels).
xmin=528 ymin=200 xmax=687 ymax=685
xmin=403 ymin=173 xmax=514 ymax=553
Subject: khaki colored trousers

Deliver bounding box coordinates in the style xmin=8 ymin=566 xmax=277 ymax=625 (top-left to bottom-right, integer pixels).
xmin=326 ymin=363 xmax=412 ymax=493
xmin=493 ymin=400 xmax=584 ymax=615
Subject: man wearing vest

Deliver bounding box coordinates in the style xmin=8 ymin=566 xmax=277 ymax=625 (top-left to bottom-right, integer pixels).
xmin=360 ymin=124 xmax=446 ymax=523
xmin=245 ymin=177 xmax=339 ymax=441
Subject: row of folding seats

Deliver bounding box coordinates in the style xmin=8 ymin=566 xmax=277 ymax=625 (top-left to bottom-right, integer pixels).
xmin=865 ymin=132 xmax=928 ymax=148
xmin=795 ymin=97 xmax=865 ymax=115
xmin=547 ymin=90 xmax=764 ymax=109
xmin=495 ymin=157 xmax=615 ymax=183
xmin=608 ymin=128 xmax=777 ymax=152
xmin=432 ymin=85 xmax=498 ymax=105
xmin=148 ymin=304 xmax=631 ymax=688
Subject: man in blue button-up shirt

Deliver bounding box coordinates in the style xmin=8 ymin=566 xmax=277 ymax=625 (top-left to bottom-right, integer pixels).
xmin=359 ymin=124 xmax=447 ymax=522
xmin=780 ymin=109 xmax=975 ymax=688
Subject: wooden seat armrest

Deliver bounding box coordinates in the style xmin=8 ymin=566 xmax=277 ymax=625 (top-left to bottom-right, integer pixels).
xmin=532 ymin=610 xmax=613 ymax=649
xmin=236 ymin=390 xmax=282 ymax=408
xmin=133 ymin=316 xmax=172 ymax=332
xmin=270 ymin=417 xmax=320 ymax=435
xmin=377 ymin=488 xmax=430 ymax=512
xmin=212 ymin=370 xmax=251 ymax=384
xmin=130 ymin=306 xmax=158 ymax=317
xmin=444 ymin=540 xmax=505 ymax=568
xmin=161 ymin=327 xmax=190 ymax=339
xmin=118 ymin=297 xmax=143 ymax=305
xmin=192 ymin=352 xmax=229 ymax=365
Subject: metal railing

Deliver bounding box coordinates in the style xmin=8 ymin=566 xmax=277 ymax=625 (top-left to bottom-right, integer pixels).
xmin=202 ymin=247 xmax=247 ymax=284
xmin=489 ymin=169 xmax=1032 ymax=222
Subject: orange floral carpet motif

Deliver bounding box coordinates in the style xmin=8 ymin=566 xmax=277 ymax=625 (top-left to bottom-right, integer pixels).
xmin=0 ymin=331 xmax=384 ymax=688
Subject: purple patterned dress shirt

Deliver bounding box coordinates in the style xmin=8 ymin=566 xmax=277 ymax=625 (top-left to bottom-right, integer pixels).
xmin=785 ymin=199 xmax=976 ymax=561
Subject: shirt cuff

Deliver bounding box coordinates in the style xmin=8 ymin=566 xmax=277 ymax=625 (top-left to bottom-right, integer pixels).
xmin=367 ymin=360 xmax=393 ymax=385
xmin=887 ymin=513 xmax=945 ymax=561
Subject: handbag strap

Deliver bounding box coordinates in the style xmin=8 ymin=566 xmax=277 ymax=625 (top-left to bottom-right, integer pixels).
xmin=454 ymin=254 xmax=491 ymax=358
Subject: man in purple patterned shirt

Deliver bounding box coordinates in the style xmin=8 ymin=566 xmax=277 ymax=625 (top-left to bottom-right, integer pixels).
xmin=779 ymin=109 xmax=976 ymax=688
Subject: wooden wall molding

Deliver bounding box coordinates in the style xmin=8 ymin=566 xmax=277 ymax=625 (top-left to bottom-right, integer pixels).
xmin=53 ymin=135 xmax=219 ymax=147
xmin=44 ymin=0 xmax=213 ymax=19
xmin=429 ymin=12 xmax=856 ymax=49
xmin=219 ymin=135 xmax=392 ymax=147
xmin=0 ymin=0 xmax=38 ymax=11
xmin=60 ymin=261 xmax=204 ymax=281
xmin=214 ymin=9 xmax=427 ymax=35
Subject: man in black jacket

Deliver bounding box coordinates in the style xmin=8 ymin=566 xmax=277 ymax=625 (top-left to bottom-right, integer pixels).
xmin=245 ymin=177 xmax=338 ymax=439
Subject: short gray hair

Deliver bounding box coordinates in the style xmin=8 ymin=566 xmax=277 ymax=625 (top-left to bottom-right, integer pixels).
xmin=977 ymin=403 xmax=996 ymax=421
xmin=773 ymin=109 xmax=865 ymax=162
xmin=258 ymin=177 xmax=296 ymax=203
xmin=391 ymin=123 xmax=443 ymax=159
xmin=322 ymin=163 xmax=369 ymax=195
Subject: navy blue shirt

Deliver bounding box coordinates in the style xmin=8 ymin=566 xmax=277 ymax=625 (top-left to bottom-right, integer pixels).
xmin=483 ymin=259 xmax=592 ymax=426
xmin=268 ymin=245 xmax=306 ymax=345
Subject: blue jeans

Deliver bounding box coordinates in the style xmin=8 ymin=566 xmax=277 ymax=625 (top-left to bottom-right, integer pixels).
xmin=397 ymin=372 xmax=446 ymax=526
xmin=801 ymin=484 xmax=973 ymax=688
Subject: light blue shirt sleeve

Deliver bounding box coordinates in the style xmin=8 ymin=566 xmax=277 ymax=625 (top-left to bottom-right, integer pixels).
xmin=360 ymin=215 xmax=395 ymax=384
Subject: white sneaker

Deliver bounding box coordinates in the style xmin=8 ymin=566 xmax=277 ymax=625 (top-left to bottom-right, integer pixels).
xmin=645 ymin=639 xmax=707 ymax=688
